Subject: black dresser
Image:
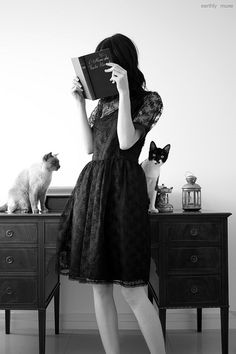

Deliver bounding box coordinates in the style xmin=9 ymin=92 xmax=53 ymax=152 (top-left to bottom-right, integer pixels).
xmin=0 ymin=213 xmax=61 ymax=354
xmin=0 ymin=211 xmax=231 ymax=354
xmin=148 ymin=211 xmax=231 ymax=354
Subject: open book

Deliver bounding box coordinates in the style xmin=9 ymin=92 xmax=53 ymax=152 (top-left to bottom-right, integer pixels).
xmin=71 ymin=49 xmax=118 ymax=100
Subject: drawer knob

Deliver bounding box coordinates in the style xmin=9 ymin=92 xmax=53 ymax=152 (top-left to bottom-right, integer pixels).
xmin=190 ymin=286 xmax=199 ymax=294
xmin=190 ymin=228 xmax=198 ymax=237
xmin=6 ymin=230 xmax=14 ymax=238
xmin=5 ymin=256 xmax=14 ymax=264
xmin=5 ymin=287 xmax=13 ymax=295
xmin=190 ymin=255 xmax=198 ymax=263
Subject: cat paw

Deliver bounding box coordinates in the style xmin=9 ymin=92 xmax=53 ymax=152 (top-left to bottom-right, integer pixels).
xmin=32 ymin=208 xmax=39 ymax=214
xmin=148 ymin=208 xmax=159 ymax=214
xmin=41 ymin=208 xmax=49 ymax=214
xmin=21 ymin=209 xmax=29 ymax=214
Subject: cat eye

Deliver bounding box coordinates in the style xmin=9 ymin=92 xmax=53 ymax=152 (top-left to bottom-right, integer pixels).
xmin=161 ymin=155 xmax=164 ymax=159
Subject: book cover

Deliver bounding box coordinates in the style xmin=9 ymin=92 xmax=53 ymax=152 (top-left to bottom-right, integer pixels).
xmin=71 ymin=49 xmax=118 ymax=100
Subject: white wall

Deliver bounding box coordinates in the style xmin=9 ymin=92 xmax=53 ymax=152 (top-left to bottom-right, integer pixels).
xmin=0 ymin=0 xmax=235 ymax=330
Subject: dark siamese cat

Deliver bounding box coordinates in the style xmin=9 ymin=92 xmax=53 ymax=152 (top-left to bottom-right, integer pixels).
xmin=0 ymin=153 xmax=60 ymax=214
xmin=141 ymin=142 xmax=171 ymax=213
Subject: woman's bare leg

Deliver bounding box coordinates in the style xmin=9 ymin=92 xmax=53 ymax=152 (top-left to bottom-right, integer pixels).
xmin=92 ymin=283 xmax=120 ymax=354
xmin=121 ymin=285 xmax=166 ymax=354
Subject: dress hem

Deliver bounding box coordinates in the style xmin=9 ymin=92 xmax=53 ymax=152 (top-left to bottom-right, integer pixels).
xmin=59 ymin=271 xmax=148 ymax=288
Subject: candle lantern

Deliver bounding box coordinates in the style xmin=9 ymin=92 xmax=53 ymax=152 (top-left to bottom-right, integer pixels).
xmin=182 ymin=173 xmax=201 ymax=211
xmin=156 ymin=184 xmax=173 ymax=213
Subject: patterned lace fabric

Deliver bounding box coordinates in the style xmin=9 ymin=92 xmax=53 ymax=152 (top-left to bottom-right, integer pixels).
xmin=133 ymin=92 xmax=163 ymax=132
xmin=56 ymin=90 xmax=163 ymax=288
xmin=88 ymin=91 xmax=163 ymax=134
xmin=58 ymin=273 xmax=149 ymax=287
xmin=100 ymin=98 xmax=119 ymax=118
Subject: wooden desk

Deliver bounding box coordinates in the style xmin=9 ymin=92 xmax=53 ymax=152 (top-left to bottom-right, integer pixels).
xmin=0 ymin=213 xmax=61 ymax=354
xmin=0 ymin=210 xmax=231 ymax=354
xmin=148 ymin=211 xmax=231 ymax=354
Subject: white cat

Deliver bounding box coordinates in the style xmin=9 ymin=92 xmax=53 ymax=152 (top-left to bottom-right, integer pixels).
xmin=141 ymin=142 xmax=170 ymax=213
xmin=0 ymin=153 xmax=60 ymax=214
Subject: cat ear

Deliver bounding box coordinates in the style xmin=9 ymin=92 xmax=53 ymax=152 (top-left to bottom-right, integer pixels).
xmin=163 ymin=144 xmax=171 ymax=154
xmin=43 ymin=152 xmax=53 ymax=161
xmin=150 ymin=141 xmax=157 ymax=151
xmin=53 ymin=153 xmax=59 ymax=157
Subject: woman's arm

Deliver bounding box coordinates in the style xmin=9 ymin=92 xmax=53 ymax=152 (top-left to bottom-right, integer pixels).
xmin=105 ymin=63 xmax=142 ymax=150
xmin=75 ymin=102 xmax=93 ymax=154
xmin=72 ymin=77 xmax=93 ymax=154
xmin=117 ymin=92 xmax=142 ymax=150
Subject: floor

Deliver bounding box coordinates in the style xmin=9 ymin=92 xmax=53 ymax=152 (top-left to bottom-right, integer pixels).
xmin=0 ymin=328 xmax=235 ymax=354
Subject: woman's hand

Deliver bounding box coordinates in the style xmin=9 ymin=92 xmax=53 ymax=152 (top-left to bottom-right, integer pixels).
xmin=71 ymin=77 xmax=85 ymax=107
xmin=104 ymin=63 xmax=129 ymax=95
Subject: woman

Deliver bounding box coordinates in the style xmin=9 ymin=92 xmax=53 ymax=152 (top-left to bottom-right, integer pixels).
xmin=57 ymin=33 xmax=166 ymax=354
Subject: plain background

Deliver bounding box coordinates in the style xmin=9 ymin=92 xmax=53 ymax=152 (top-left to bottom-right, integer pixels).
xmin=0 ymin=0 xmax=235 ymax=330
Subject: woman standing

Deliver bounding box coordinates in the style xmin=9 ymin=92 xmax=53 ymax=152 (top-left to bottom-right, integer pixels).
xmin=57 ymin=33 xmax=166 ymax=354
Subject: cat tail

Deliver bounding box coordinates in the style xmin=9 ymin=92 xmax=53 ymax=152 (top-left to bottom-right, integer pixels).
xmin=0 ymin=203 xmax=7 ymax=212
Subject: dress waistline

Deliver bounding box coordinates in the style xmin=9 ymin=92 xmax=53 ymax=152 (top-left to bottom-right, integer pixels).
xmin=92 ymin=155 xmax=138 ymax=163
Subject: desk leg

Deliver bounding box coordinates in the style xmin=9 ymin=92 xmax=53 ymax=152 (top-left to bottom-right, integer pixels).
xmin=5 ymin=309 xmax=10 ymax=334
xmin=220 ymin=307 xmax=229 ymax=354
xmin=54 ymin=285 xmax=60 ymax=334
xmin=38 ymin=309 xmax=46 ymax=354
xmin=159 ymin=308 xmax=166 ymax=341
xmin=197 ymin=308 xmax=202 ymax=332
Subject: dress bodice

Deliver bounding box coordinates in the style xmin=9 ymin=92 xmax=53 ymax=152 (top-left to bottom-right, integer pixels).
xmin=92 ymin=110 xmax=145 ymax=162
xmin=90 ymin=90 xmax=163 ymax=162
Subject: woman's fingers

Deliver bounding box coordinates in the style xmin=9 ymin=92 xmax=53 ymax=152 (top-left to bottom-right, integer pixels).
xmin=104 ymin=62 xmax=128 ymax=91
xmin=104 ymin=66 xmax=117 ymax=73
xmin=105 ymin=62 xmax=118 ymax=69
xmin=105 ymin=68 xmax=123 ymax=75
xmin=71 ymin=81 xmax=83 ymax=94
xmin=74 ymin=76 xmax=81 ymax=82
xmin=72 ymin=85 xmax=83 ymax=92
xmin=72 ymin=85 xmax=83 ymax=91
xmin=72 ymin=76 xmax=84 ymax=93
xmin=105 ymin=62 xmax=115 ymax=66
xmin=71 ymin=76 xmax=85 ymax=101
xmin=104 ymin=63 xmax=125 ymax=74
xmin=73 ymin=77 xmax=83 ymax=87
xmin=73 ymin=78 xmax=82 ymax=87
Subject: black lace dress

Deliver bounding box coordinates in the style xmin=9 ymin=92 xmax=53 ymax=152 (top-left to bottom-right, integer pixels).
xmin=56 ymin=91 xmax=163 ymax=287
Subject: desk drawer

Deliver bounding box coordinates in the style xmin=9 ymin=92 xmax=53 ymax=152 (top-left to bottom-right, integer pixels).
xmin=0 ymin=224 xmax=37 ymax=243
xmin=167 ymin=275 xmax=220 ymax=306
xmin=0 ymin=278 xmax=37 ymax=305
xmin=44 ymin=222 xmax=59 ymax=244
xmin=0 ymin=248 xmax=37 ymax=272
xmin=166 ymin=222 xmax=221 ymax=242
xmin=167 ymin=247 xmax=220 ymax=273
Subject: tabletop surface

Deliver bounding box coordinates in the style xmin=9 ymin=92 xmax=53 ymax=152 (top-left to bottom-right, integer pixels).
xmin=0 ymin=210 xmax=232 ymax=218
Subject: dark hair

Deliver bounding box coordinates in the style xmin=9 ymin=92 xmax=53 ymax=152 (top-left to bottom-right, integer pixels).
xmin=96 ymin=33 xmax=147 ymax=102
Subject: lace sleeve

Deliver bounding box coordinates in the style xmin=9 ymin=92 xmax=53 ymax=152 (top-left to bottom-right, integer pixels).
xmin=88 ymin=100 xmax=103 ymax=127
xmin=133 ymin=91 xmax=163 ymax=134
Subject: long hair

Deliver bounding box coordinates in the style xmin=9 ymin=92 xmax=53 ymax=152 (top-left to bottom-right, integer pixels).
xmin=95 ymin=33 xmax=148 ymax=115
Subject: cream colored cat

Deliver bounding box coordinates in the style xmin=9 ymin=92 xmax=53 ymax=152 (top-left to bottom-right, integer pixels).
xmin=0 ymin=153 xmax=60 ymax=214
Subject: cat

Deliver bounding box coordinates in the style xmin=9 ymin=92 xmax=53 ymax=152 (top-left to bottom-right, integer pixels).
xmin=141 ymin=141 xmax=170 ymax=213
xmin=0 ymin=153 xmax=60 ymax=214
